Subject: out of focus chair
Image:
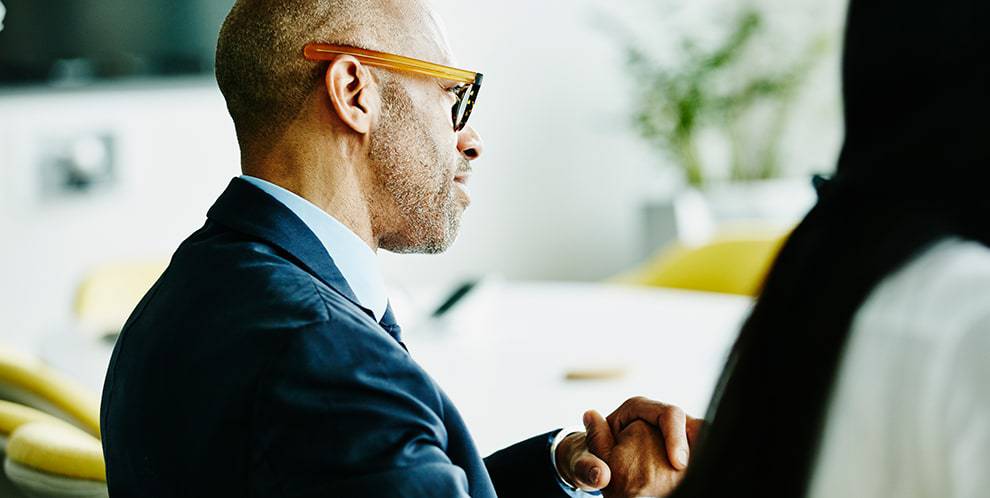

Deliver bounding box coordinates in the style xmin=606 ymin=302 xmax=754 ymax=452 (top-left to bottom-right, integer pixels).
xmin=4 ymin=421 xmax=106 ymax=498
xmin=0 ymin=402 xmax=105 ymax=498
xmin=0 ymin=349 xmax=106 ymax=497
xmin=39 ymin=260 xmax=166 ymax=393
xmin=0 ymin=261 xmax=165 ymax=497
xmin=73 ymin=260 xmax=167 ymax=339
xmin=0 ymin=400 xmax=63 ymax=498
xmin=0 ymin=348 xmax=100 ymax=437
xmin=616 ymin=229 xmax=789 ymax=296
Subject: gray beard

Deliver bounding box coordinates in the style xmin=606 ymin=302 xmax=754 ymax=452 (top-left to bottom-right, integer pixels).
xmin=369 ymin=81 xmax=465 ymax=254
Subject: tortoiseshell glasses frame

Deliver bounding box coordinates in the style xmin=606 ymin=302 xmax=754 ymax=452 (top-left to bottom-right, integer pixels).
xmin=303 ymin=43 xmax=484 ymax=132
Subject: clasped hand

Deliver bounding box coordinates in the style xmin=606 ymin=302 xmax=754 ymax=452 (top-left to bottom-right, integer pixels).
xmin=555 ymin=397 xmax=703 ymax=498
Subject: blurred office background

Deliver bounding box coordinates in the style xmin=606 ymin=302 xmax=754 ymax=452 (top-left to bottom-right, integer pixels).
xmin=0 ymin=0 xmax=845 ymax=345
xmin=0 ymin=0 xmax=845 ymax=467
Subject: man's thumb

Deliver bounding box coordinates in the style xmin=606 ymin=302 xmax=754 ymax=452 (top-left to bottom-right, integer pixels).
xmin=572 ymin=452 xmax=611 ymax=491
xmin=583 ymin=410 xmax=615 ymax=460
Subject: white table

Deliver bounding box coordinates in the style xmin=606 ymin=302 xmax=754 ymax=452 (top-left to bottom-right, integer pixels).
xmin=398 ymin=281 xmax=753 ymax=455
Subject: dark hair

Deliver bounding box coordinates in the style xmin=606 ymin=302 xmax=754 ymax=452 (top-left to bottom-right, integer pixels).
xmin=670 ymin=0 xmax=990 ymax=496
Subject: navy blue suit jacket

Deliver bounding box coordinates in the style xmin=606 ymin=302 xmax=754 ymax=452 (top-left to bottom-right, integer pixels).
xmin=101 ymin=178 xmax=570 ymax=497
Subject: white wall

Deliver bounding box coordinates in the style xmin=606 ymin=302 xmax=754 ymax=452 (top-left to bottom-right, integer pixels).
xmin=380 ymin=0 xmax=847 ymax=286
xmin=0 ymin=0 xmax=845 ymax=349
xmin=0 ymin=80 xmax=240 ymax=349
xmin=379 ymin=0 xmax=679 ymax=287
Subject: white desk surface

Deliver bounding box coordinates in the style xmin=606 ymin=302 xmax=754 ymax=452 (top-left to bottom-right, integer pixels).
xmin=398 ymin=281 xmax=753 ymax=455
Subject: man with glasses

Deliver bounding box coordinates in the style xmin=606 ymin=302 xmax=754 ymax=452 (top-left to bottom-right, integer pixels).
xmin=100 ymin=1 xmax=698 ymax=496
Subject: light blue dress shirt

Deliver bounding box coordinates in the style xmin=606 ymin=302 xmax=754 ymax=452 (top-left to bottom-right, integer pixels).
xmin=240 ymin=175 xmax=388 ymax=322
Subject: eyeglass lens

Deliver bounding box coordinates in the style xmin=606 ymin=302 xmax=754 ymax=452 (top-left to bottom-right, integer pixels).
xmin=452 ymin=85 xmax=471 ymax=131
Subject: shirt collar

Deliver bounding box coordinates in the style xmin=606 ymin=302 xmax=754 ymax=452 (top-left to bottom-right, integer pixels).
xmin=239 ymin=175 xmax=388 ymax=322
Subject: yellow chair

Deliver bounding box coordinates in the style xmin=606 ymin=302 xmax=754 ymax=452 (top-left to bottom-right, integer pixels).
xmin=73 ymin=260 xmax=167 ymax=338
xmin=616 ymin=230 xmax=789 ymax=296
xmin=0 ymin=400 xmax=67 ymax=498
xmin=0 ymin=260 xmax=165 ymax=496
xmin=0 ymin=348 xmax=100 ymax=437
xmin=0 ymin=401 xmax=106 ymax=498
xmin=0 ymin=348 xmax=107 ymax=497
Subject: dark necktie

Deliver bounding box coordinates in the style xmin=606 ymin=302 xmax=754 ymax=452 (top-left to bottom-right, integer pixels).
xmin=379 ymin=303 xmax=407 ymax=352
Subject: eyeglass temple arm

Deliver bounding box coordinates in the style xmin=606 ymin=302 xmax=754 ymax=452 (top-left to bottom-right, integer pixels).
xmin=303 ymin=44 xmax=481 ymax=84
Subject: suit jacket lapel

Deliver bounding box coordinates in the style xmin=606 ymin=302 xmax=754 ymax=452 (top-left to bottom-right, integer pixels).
xmin=206 ymin=177 xmax=375 ymax=320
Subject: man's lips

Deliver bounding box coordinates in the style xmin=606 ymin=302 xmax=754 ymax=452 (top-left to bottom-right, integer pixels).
xmin=453 ymin=171 xmax=472 ymax=205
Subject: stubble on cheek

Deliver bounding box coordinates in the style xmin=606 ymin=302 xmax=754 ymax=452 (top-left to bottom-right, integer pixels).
xmin=369 ymin=77 xmax=467 ymax=253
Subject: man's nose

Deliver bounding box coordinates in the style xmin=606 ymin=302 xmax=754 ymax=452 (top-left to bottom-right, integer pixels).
xmin=457 ymin=125 xmax=484 ymax=160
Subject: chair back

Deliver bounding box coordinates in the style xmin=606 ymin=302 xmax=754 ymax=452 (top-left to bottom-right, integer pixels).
xmin=617 ymin=230 xmax=789 ymax=296
xmin=0 ymin=401 xmax=106 ymax=498
xmin=0 ymin=349 xmax=100 ymax=437
xmin=73 ymin=261 xmax=167 ymax=338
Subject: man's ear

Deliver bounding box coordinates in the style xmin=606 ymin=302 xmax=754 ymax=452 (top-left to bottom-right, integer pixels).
xmin=324 ymin=55 xmax=377 ymax=134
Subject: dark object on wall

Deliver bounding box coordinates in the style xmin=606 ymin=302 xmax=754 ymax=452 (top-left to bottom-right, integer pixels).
xmin=0 ymin=0 xmax=235 ymax=86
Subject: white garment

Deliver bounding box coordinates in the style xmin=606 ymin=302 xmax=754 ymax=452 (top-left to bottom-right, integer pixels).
xmin=809 ymin=238 xmax=990 ymax=498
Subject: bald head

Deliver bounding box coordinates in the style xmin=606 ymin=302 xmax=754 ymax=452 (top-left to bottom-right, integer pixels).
xmin=215 ymin=0 xmax=483 ymax=255
xmin=215 ymin=0 xmax=447 ymax=159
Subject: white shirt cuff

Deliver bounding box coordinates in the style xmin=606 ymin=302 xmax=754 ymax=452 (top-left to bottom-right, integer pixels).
xmin=550 ymin=425 xmax=601 ymax=497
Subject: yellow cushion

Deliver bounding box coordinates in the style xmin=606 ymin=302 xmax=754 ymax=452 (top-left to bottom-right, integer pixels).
xmin=6 ymin=422 xmax=105 ymax=482
xmin=616 ymin=231 xmax=789 ymax=296
xmin=74 ymin=260 xmax=167 ymax=337
xmin=0 ymin=347 xmax=101 ymax=436
xmin=0 ymin=400 xmax=67 ymax=437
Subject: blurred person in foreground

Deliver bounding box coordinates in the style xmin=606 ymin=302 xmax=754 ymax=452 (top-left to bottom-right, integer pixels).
xmin=100 ymin=0 xmax=700 ymax=496
xmin=623 ymin=0 xmax=990 ymax=496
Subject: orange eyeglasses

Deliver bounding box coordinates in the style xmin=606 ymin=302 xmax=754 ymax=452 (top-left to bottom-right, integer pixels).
xmin=303 ymin=43 xmax=484 ymax=132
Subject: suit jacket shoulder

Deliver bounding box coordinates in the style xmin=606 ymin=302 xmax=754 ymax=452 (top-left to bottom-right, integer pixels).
xmin=101 ymin=178 xmax=566 ymax=498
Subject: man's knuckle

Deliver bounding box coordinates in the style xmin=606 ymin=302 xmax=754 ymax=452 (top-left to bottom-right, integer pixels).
xmin=657 ymin=403 xmax=680 ymax=419
xmin=630 ymin=395 xmax=648 ymax=404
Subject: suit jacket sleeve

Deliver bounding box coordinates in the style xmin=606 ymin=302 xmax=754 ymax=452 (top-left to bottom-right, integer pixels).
xmin=249 ymin=302 xmax=473 ymax=498
xmin=485 ymin=430 xmax=574 ymax=498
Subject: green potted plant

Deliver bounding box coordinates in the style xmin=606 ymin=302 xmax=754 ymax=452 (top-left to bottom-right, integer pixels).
xmin=607 ymin=3 xmax=833 ymax=245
